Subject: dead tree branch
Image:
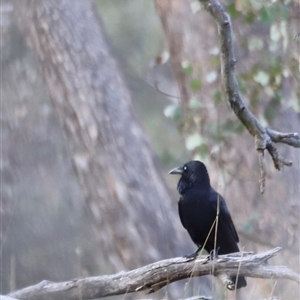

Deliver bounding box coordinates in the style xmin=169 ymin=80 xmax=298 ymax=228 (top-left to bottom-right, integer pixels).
xmin=0 ymin=296 xmax=19 ymax=300
xmin=8 ymin=248 xmax=300 ymax=300
xmin=198 ymin=0 xmax=300 ymax=192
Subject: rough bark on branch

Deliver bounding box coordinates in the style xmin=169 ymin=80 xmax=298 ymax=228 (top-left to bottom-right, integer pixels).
xmin=198 ymin=0 xmax=299 ymax=192
xmin=8 ymin=248 xmax=300 ymax=300
xmin=0 ymin=296 xmax=19 ymax=300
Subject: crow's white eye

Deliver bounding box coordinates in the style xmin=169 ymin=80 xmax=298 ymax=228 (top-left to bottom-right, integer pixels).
xmin=183 ymin=166 xmax=188 ymax=171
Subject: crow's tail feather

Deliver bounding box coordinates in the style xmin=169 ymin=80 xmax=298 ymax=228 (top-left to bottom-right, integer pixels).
xmin=229 ymin=275 xmax=247 ymax=290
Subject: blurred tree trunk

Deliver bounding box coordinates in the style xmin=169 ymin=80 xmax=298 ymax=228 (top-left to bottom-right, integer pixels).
xmin=12 ymin=0 xmax=185 ymax=274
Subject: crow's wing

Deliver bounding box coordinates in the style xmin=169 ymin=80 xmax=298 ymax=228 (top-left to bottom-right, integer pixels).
xmin=210 ymin=189 xmax=239 ymax=243
xmin=178 ymin=197 xmax=187 ymax=229
xmin=220 ymin=199 xmax=239 ymax=243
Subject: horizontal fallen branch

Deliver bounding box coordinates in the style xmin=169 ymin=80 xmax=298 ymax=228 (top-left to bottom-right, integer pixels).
xmin=8 ymin=247 xmax=300 ymax=300
xmin=0 ymin=296 xmax=19 ymax=300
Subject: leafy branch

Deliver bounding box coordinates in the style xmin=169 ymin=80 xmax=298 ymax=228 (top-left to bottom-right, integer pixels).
xmin=198 ymin=0 xmax=300 ymax=193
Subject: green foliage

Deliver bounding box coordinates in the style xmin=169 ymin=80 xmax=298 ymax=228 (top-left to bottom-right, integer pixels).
xmin=163 ymin=104 xmax=182 ymax=121
xmin=227 ymin=3 xmax=240 ymax=19
xmin=181 ymin=61 xmax=203 ymax=91
xmin=248 ymin=37 xmax=264 ymax=52
xmin=259 ymin=6 xmax=276 ymax=25
xmin=185 ymin=133 xmax=204 ymax=151
xmin=213 ymin=91 xmax=222 ymax=105
xmin=190 ymin=79 xmax=202 ymax=91
xmin=264 ymin=95 xmax=281 ymax=123
xmin=206 ymin=71 xmax=218 ymax=83
xmin=253 ymin=71 xmax=270 ymax=86
xmin=244 ymin=11 xmax=256 ymax=24
xmin=189 ymin=97 xmax=203 ymax=109
xmin=260 ymin=4 xmax=288 ymax=25
xmin=182 ymin=62 xmax=193 ymax=75
xmin=222 ymin=119 xmax=245 ymax=135
xmin=164 ymin=0 xmax=297 ymax=163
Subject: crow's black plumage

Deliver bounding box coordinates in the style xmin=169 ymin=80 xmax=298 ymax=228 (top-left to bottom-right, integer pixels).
xmin=169 ymin=160 xmax=247 ymax=290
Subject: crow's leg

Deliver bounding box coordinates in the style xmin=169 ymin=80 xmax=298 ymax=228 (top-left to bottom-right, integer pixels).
xmin=184 ymin=246 xmax=203 ymax=260
xmin=208 ymin=247 xmax=220 ymax=260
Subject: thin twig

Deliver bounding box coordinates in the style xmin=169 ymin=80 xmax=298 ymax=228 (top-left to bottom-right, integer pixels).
xmin=258 ymin=150 xmax=266 ymax=193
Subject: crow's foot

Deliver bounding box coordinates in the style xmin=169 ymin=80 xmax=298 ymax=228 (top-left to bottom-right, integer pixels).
xmin=208 ymin=247 xmax=220 ymax=260
xmin=184 ymin=246 xmax=202 ymax=261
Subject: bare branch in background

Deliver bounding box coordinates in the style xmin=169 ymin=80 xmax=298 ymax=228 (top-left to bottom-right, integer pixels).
xmin=198 ymin=0 xmax=300 ymax=192
xmin=8 ymin=248 xmax=300 ymax=300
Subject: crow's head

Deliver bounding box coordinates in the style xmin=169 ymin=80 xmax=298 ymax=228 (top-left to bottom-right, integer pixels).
xmin=169 ymin=160 xmax=210 ymax=194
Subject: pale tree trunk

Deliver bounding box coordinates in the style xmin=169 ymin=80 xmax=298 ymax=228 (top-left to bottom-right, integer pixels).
xmin=12 ymin=0 xmax=185 ymax=274
xmin=1 ymin=0 xmax=89 ymax=290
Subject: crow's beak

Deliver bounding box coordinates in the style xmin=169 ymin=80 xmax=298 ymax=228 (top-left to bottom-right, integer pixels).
xmin=168 ymin=166 xmax=183 ymax=175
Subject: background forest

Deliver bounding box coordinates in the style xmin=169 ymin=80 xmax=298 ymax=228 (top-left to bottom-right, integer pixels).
xmin=1 ymin=0 xmax=300 ymax=299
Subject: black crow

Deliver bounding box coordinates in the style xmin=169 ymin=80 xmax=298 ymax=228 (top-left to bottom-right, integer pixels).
xmin=169 ymin=160 xmax=247 ymax=290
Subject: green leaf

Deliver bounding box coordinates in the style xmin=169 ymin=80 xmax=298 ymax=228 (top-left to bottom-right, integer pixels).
xmin=249 ymin=88 xmax=260 ymax=110
xmin=163 ymin=104 xmax=181 ymax=119
xmin=264 ymin=104 xmax=278 ymax=123
xmin=223 ymin=119 xmax=245 ymax=135
xmin=190 ymin=79 xmax=202 ymax=90
xmin=263 ymin=94 xmax=281 ymax=123
xmin=188 ymin=97 xmax=202 ymax=109
xmin=250 ymin=0 xmax=262 ymax=10
xmin=213 ymin=90 xmax=222 ymax=104
xmin=198 ymin=144 xmax=209 ymax=159
xmin=245 ymin=12 xmax=256 ymax=24
xmin=270 ymin=24 xmax=281 ymax=42
xmin=185 ymin=133 xmax=204 ymax=151
xmin=253 ymin=71 xmax=270 ymax=86
xmin=211 ymin=57 xmax=220 ymax=67
xmin=278 ymin=4 xmax=288 ymax=21
xmin=206 ymin=71 xmax=218 ymax=83
xmin=260 ymin=7 xmax=275 ymax=25
xmin=182 ymin=61 xmax=193 ymax=75
xmin=227 ymin=3 xmax=240 ymax=19
xmin=238 ymin=79 xmax=247 ymax=93
xmin=248 ymin=37 xmax=264 ymax=51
